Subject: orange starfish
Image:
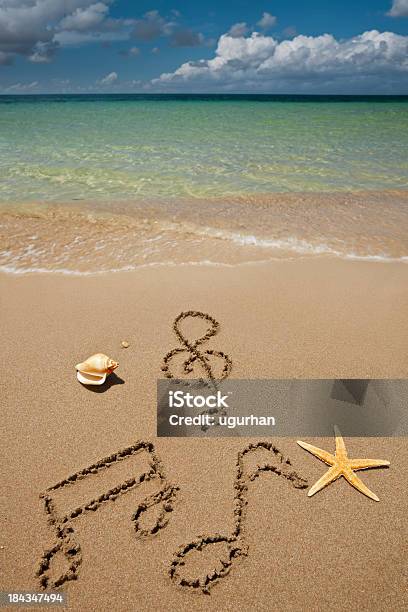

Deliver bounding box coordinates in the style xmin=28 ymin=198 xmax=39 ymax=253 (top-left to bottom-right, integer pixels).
xmin=297 ymin=426 xmax=390 ymax=502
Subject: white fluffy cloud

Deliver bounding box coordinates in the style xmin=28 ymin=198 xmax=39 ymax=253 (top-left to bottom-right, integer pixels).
xmin=388 ymin=0 xmax=408 ymax=16
xmin=99 ymin=71 xmax=117 ymax=85
xmin=257 ymin=12 xmax=277 ymax=30
xmin=5 ymin=80 xmax=39 ymax=91
xmin=228 ymin=22 xmax=249 ymax=38
xmin=129 ymin=46 xmax=140 ymax=56
xmin=152 ymin=30 xmax=408 ymax=93
xmin=59 ymin=2 xmax=109 ymax=32
xmin=0 ymin=0 xmax=125 ymax=63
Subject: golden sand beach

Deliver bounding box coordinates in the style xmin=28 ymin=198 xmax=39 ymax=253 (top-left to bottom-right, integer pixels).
xmin=1 ymin=258 xmax=407 ymax=611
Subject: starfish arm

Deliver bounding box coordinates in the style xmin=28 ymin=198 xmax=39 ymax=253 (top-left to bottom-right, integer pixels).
xmin=297 ymin=440 xmax=335 ymax=466
xmin=334 ymin=425 xmax=348 ymax=459
xmin=343 ymin=468 xmax=380 ymax=501
xmin=308 ymin=465 xmax=341 ymax=497
xmin=349 ymin=458 xmax=390 ymax=471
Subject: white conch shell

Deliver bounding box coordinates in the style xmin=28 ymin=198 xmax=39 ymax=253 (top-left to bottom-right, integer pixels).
xmin=75 ymin=353 xmax=119 ymax=386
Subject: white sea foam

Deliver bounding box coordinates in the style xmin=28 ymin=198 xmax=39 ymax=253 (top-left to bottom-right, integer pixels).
xmin=0 ymin=260 xmax=235 ymax=276
xmin=192 ymin=227 xmax=408 ymax=262
xmin=1 ymin=252 xmax=407 ymax=277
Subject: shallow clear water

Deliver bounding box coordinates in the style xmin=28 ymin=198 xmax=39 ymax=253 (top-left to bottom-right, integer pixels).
xmin=0 ymin=94 xmax=407 ymax=201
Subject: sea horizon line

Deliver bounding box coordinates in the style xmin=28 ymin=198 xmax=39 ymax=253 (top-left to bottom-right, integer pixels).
xmin=1 ymin=92 xmax=408 ymax=99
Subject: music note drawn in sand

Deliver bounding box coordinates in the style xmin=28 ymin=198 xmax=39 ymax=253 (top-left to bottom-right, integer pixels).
xmin=169 ymin=442 xmax=308 ymax=593
xmin=36 ymin=440 xmax=179 ymax=589
xmin=161 ymin=311 xmax=232 ymax=384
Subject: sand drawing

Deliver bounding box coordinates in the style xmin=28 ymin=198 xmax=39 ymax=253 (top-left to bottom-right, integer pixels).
xmin=161 ymin=311 xmax=233 ymax=431
xmin=161 ymin=311 xmax=232 ymax=384
xmin=36 ymin=441 xmax=179 ymax=589
xmin=169 ymin=442 xmax=308 ymax=593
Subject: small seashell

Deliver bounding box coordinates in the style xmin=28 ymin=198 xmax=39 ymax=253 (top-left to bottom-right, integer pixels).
xmin=121 ymin=341 xmax=130 ymax=349
xmin=75 ymin=353 xmax=118 ymax=386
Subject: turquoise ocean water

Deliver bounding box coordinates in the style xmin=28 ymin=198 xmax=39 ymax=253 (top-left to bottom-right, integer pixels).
xmin=0 ymin=94 xmax=407 ymax=201
xmin=0 ymin=95 xmax=407 ymax=273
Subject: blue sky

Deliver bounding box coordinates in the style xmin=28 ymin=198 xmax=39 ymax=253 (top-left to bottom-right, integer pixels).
xmin=0 ymin=0 xmax=407 ymax=93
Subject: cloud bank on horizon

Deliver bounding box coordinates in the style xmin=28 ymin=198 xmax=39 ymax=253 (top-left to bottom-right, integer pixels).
xmin=0 ymin=0 xmax=407 ymax=94
xmin=151 ymin=30 xmax=408 ymax=93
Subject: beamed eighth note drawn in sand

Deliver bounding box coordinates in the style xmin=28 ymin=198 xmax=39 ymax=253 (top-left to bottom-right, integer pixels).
xmin=169 ymin=442 xmax=308 ymax=594
xmin=36 ymin=441 xmax=179 ymax=589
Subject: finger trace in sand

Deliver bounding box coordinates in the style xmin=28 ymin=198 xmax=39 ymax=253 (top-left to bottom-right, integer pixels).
xmin=169 ymin=442 xmax=308 ymax=594
xmin=36 ymin=440 xmax=179 ymax=590
xmin=161 ymin=311 xmax=232 ymax=384
xmin=161 ymin=311 xmax=233 ymax=431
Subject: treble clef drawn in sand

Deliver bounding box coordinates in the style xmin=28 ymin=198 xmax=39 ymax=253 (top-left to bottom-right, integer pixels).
xmin=36 ymin=441 xmax=179 ymax=589
xmin=161 ymin=311 xmax=232 ymax=384
xmin=169 ymin=442 xmax=308 ymax=593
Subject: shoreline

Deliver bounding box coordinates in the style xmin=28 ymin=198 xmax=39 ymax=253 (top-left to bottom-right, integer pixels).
xmin=1 ymin=253 xmax=408 ymax=280
xmin=1 ymin=190 xmax=408 ymax=273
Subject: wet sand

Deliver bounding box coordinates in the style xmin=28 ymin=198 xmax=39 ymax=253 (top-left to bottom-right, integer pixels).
xmin=1 ymin=190 xmax=408 ymax=273
xmin=1 ymin=258 xmax=407 ymax=611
